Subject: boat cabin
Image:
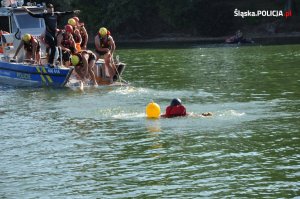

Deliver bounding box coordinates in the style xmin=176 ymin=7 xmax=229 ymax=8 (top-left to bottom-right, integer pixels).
xmin=0 ymin=0 xmax=46 ymax=61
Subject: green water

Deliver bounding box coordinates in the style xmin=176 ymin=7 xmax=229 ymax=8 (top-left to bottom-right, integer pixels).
xmin=0 ymin=44 xmax=299 ymax=198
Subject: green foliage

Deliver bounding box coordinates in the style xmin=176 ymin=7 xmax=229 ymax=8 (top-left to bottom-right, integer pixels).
xmin=25 ymin=0 xmax=300 ymax=39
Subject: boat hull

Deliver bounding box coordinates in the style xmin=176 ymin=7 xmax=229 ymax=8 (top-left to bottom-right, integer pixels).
xmin=0 ymin=61 xmax=73 ymax=87
xmin=93 ymin=61 xmax=126 ymax=84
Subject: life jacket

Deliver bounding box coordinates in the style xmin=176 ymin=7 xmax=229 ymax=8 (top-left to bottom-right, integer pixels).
xmin=163 ymin=105 xmax=187 ymax=118
xmin=24 ymin=37 xmax=40 ymax=52
xmin=98 ymin=31 xmax=111 ymax=48
xmin=61 ymin=32 xmax=74 ymax=49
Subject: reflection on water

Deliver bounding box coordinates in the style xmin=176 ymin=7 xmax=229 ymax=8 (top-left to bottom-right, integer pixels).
xmin=0 ymin=44 xmax=300 ymax=198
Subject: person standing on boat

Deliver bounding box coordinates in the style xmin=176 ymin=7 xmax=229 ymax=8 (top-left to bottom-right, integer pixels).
xmin=13 ymin=34 xmax=41 ymax=65
xmin=57 ymin=25 xmax=76 ymax=67
xmin=67 ymin=18 xmax=82 ymax=52
xmin=94 ymin=27 xmax=116 ymax=83
xmin=23 ymin=4 xmax=80 ymax=67
xmin=70 ymin=50 xmax=98 ymax=86
xmin=71 ymin=17 xmax=88 ymax=50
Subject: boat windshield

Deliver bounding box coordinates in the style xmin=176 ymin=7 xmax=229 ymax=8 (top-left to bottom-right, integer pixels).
xmin=15 ymin=14 xmax=45 ymax=29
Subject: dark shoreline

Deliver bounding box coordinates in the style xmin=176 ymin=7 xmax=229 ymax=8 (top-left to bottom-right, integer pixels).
xmin=114 ymin=33 xmax=300 ymax=46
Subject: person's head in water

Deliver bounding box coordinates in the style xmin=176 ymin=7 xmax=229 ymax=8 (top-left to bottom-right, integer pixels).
xmin=170 ymin=98 xmax=182 ymax=106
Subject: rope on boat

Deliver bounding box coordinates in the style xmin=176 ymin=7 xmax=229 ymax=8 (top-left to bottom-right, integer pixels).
xmin=112 ymin=55 xmax=128 ymax=86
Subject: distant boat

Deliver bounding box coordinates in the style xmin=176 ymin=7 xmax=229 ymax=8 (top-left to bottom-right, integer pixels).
xmin=225 ymin=31 xmax=254 ymax=44
xmin=225 ymin=36 xmax=254 ymax=44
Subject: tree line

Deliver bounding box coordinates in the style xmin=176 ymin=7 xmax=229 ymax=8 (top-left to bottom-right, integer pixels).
xmin=30 ymin=0 xmax=298 ymax=40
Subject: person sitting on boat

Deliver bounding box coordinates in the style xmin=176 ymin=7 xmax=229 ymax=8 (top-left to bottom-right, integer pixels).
xmin=23 ymin=4 xmax=80 ymax=67
xmin=161 ymin=98 xmax=212 ymax=118
xmin=13 ymin=34 xmax=41 ymax=65
xmin=67 ymin=18 xmax=82 ymax=52
xmin=72 ymin=17 xmax=88 ymax=50
xmin=70 ymin=50 xmax=98 ymax=86
xmin=94 ymin=27 xmax=116 ymax=83
xmin=57 ymin=25 xmax=76 ymax=67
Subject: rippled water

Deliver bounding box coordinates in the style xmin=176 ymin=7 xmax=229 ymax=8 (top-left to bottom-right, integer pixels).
xmin=0 ymin=44 xmax=299 ymax=198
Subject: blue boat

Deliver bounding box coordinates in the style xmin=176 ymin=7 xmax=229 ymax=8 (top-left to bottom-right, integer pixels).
xmin=0 ymin=1 xmax=126 ymax=88
xmin=0 ymin=61 xmax=73 ymax=87
xmin=0 ymin=1 xmax=74 ymax=87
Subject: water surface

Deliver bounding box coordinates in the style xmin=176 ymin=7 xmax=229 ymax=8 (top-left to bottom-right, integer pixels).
xmin=0 ymin=44 xmax=299 ymax=198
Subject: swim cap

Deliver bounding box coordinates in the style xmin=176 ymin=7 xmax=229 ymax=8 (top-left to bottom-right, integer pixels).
xmin=22 ymin=34 xmax=31 ymax=42
xmin=73 ymin=17 xmax=79 ymax=23
xmin=71 ymin=55 xmax=80 ymax=66
xmin=170 ymin=98 xmax=182 ymax=106
xmin=68 ymin=18 xmax=76 ymax=27
xmin=65 ymin=24 xmax=73 ymax=33
xmin=99 ymin=27 xmax=107 ymax=37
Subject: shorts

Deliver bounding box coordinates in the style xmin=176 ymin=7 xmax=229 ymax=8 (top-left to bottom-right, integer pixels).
xmin=61 ymin=50 xmax=71 ymax=63
xmin=88 ymin=53 xmax=96 ymax=62
xmin=95 ymin=49 xmax=107 ymax=56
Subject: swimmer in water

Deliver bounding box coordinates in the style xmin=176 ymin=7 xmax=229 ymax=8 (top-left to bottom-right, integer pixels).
xmin=161 ymin=98 xmax=212 ymax=118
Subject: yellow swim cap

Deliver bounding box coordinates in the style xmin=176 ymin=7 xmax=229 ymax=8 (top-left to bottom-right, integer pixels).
xmin=22 ymin=34 xmax=31 ymax=42
xmin=68 ymin=18 xmax=76 ymax=27
xmin=99 ymin=27 xmax=107 ymax=37
xmin=71 ymin=55 xmax=80 ymax=66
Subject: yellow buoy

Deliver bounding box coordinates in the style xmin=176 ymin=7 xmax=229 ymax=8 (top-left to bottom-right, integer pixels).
xmin=146 ymin=101 xmax=161 ymax=119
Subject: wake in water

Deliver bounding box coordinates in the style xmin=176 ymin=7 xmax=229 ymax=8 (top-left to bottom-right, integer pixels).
xmin=57 ymin=85 xmax=280 ymax=132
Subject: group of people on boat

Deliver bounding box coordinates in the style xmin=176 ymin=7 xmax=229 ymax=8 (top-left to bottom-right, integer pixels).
xmin=12 ymin=3 xmax=117 ymax=85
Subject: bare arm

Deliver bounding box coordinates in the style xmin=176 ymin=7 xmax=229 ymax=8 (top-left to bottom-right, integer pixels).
xmin=55 ymin=10 xmax=80 ymax=16
xmin=70 ymin=36 xmax=76 ymax=53
xmin=57 ymin=34 xmax=64 ymax=49
xmin=109 ymin=37 xmax=116 ymax=55
xmin=13 ymin=41 xmax=24 ymax=58
xmin=82 ymin=53 xmax=89 ymax=77
xmin=32 ymin=40 xmax=38 ymax=61
xmin=82 ymin=26 xmax=88 ymax=48
xmin=94 ymin=35 xmax=101 ymax=51
xmin=74 ymin=29 xmax=82 ymax=43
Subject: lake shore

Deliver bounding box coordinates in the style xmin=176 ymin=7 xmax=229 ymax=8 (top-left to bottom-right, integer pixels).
xmin=115 ymin=32 xmax=300 ymax=46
